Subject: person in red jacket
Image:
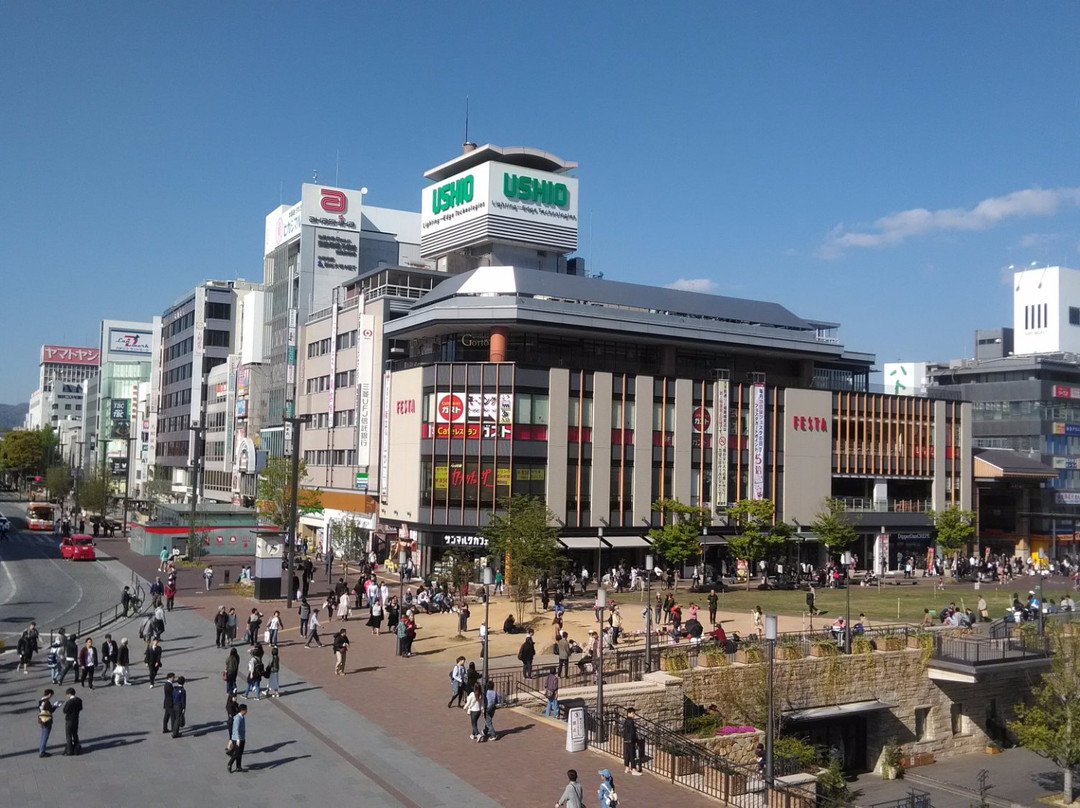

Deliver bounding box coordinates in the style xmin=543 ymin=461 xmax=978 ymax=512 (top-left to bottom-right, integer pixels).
xmin=164 ymin=580 xmax=177 ymax=612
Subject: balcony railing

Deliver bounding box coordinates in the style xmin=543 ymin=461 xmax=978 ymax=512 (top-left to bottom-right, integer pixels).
xmin=835 ymin=497 xmax=933 ymax=513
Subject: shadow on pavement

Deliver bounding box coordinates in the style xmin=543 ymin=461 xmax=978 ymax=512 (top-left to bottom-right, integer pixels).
xmin=279 ymin=685 xmax=322 ymax=696
xmin=493 ymin=723 xmax=535 ymax=737
xmin=86 ymin=736 xmax=146 ymax=753
xmin=248 ymin=739 xmax=295 ymax=754
xmin=248 ymin=753 xmax=311 ymax=770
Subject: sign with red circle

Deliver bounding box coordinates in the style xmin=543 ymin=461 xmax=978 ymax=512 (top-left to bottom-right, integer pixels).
xmin=693 ymin=406 xmax=711 ymax=432
xmin=437 ymin=393 xmax=465 ymax=423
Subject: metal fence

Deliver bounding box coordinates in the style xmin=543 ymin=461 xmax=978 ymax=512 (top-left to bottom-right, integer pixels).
xmin=48 ymin=570 xmax=146 ymax=644
xmin=867 ymin=790 xmax=933 ymax=808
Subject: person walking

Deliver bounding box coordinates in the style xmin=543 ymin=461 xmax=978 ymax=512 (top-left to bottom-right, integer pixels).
xmin=214 ymin=607 xmax=229 ymax=648
xmin=171 ymin=676 xmax=187 ymax=738
xmin=333 ymin=628 xmax=350 ymax=675
xmin=46 ymin=641 xmax=61 ymax=684
xmin=555 ymin=769 xmax=585 ymax=808
xmin=305 ymin=610 xmax=324 ymax=647
xmin=597 ymin=769 xmax=617 ymax=808
xmin=62 ymin=688 xmax=83 ymax=756
xmin=707 ymin=589 xmax=719 ymax=625
xmin=37 ymin=688 xmax=59 ymax=757
xmin=243 ymin=650 xmax=264 ymax=699
xmin=145 ymin=637 xmax=163 ymax=687
xmin=543 ymin=670 xmax=560 ymax=718
xmin=121 ymin=586 xmax=134 ymax=617
xmin=448 ymin=656 xmax=467 ymax=708
xmin=622 ymin=707 xmax=643 ymax=775
xmin=101 ymin=634 xmax=118 ymax=680
xmin=224 ymin=646 xmax=240 ymax=694
xmin=267 ymin=611 xmax=283 ymax=645
xmin=227 ymin=703 xmax=247 ymax=773
xmin=164 ymin=579 xmax=176 ymax=611
xmin=298 ymin=598 xmax=311 ymax=638
xmin=367 ymin=598 xmax=383 ymax=635
xmin=226 ymin=607 xmax=238 ymax=646
xmin=336 ymin=593 xmax=351 ymax=621
xmin=58 ymin=634 xmax=78 ymax=685
xmin=161 ymin=672 xmax=176 ymax=733
xmin=266 ymin=645 xmax=281 ymax=697
xmin=225 ymin=691 xmax=240 ymax=737
xmin=17 ymin=627 xmax=34 ymax=674
xmin=78 ymin=638 xmax=98 ymax=689
xmin=482 ymin=680 xmax=502 ymax=742
xmin=113 ymin=638 xmax=131 ymax=686
xmin=246 ymin=609 xmax=263 ymax=645
xmin=203 ymin=564 xmax=214 ymax=591
xmin=556 ymin=632 xmax=571 ymax=678
xmin=463 ymin=682 xmax=484 ymax=741
xmin=518 ymin=629 xmax=536 ymax=678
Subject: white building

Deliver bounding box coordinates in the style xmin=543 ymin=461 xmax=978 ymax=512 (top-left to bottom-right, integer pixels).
xmin=1013 ymin=265 xmax=1080 ymax=355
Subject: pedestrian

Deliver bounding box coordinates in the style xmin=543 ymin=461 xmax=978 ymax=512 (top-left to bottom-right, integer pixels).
xmin=145 ymin=637 xmax=163 ymax=687
xmin=266 ymin=646 xmax=281 ymax=698
xmin=597 ymin=769 xmax=617 ymax=808
xmin=211 ymin=606 xmax=228 ymax=648
xmin=305 ymin=609 xmax=324 ymax=647
xmin=518 ymin=629 xmax=536 ymax=677
xmin=158 ymin=546 xmax=169 ymax=572
xmin=324 ymin=592 xmax=336 ymax=623
xmin=479 ymin=620 xmax=488 ymax=655
xmin=162 ymin=672 xmax=176 ymax=733
xmin=225 ymin=691 xmax=240 ymax=738
xmin=482 ymin=679 xmax=502 ymax=741
xmin=37 ymin=688 xmax=59 ymax=757
xmin=555 ymin=769 xmax=584 ymax=808
xmin=448 ymin=656 xmax=467 ymax=708
xmin=556 ymin=631 xmax=571 ymax=678
xmin=164 ymin=578 xmax=176 ymax=611
xmin=62 ymin=688 xmax=82 ymax=756
xmin=458 ymin=601 xmax=470 ymax=633
xmin=543 ymin=670 xmax=560 ymax=717
xmin=404 ymin=614 xmax=417 ymax=656
xmin=121 ymin=586 xmax=133 ymax=617
xmin=17 ymin=627 xmax=34 ymax=674
xmin=78 ymin=638 xmax=98 ymax=689
xmin=622 ymin=707 xmax=643 ymax=775
xmin=227 ymin=703 xmax=247 ymax=773
xmin=226 ymin=607 xmax=238 ymax=645
xmin=333 ymin=628 xmax=350 ymax=675
xmin=101 ymin=634 xmax=118 ymax=679
xmin=46 ymin=641 xmax=61 ymax=684
xmin=203 ymin=564 xmax=214 ymax=591
xmin=59 ymin=634 xmax=78 ymax=685
xmin=150 ymin=576 xmax=164 ymax=608
xmin=298 ymin=598 xmax=311 ymax=638
xmin=247 ymin=609 xmax=263 ymax=645
xmin=463 ymin=682 xmax=484 ymax=741
xmin=268 ymin=610 xmax=283 ymax=645
xmin=243 ymin=650 xmax=264 ymax=699
xmin=171 ymin=676 xmax=187 ymax=738
xmin=113 ymin=638 xmax=131 ymax=686
xmin=224 ymin=646 xmax=240 ymax=694
xmin=707 ymin=588 xmax=719 ymax=625
xmin=367 ymin=598 xmax=383 ymax=635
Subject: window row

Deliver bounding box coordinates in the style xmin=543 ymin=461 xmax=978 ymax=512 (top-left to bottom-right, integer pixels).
xmin=166 ymin=309 xmax=195 ymax=338
xmin=205 ymin=301 xmax=232 ymax=321
xmin=165 ymin=337 xmax=194 ymax=361
xmin=163 ymin=364 xmax=193 ymax=386
xmin=308 ymin=337 xmax=332 ymax=358
xmin=303 ymin=449 xmax=357 ymax=466
xmin=162 ymin=388 xmax=192 ymax=409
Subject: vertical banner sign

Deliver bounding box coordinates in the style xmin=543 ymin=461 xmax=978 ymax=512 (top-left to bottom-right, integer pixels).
xmin=286 ymin=308 xmax=298 ymax=417
xmin=356 ymin=315 xmax=375 ymax=468
xmin=878 ymin=533 xmax=890 ymax=576
xmin=191 ymin=287 xmax=206 ymax=459
xmin=379 ymin=368 xmax=392 ymax=499
xmin=713 ymin=379 xmax=729 ymax=510
xmin=751 ymin=383 xmax=765 ymax=499
xmin=284 ymin=420 xmax=294 ymax=457
xmin=926 ymin=546 xmax=935 ymax=574
xmin=328 ymin=288 xmax=339 ymax=420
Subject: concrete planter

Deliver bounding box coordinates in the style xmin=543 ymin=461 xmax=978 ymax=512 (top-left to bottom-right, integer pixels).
xmin=655 ymin=748 xmax=700 ymax=777
xmin=736 ymin=647 xmax=764 ymax=664
xmin=723 ymin=771 xmax=749 ymax=796
xmin=809 ymin=643 xmax=839 ymax=658
xmin=777 ymin=645 xmax=804 ymax=660
xmin=878 ymin=637 xmax=905 ymax=651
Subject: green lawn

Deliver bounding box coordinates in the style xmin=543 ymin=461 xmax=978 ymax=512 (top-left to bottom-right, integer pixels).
xmin=698 ymin=579 xmax=1077 ymax=625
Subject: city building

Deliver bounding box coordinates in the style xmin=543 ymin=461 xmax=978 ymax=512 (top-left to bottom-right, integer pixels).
xmin=25 ymin=344 xmax=100 ymax=432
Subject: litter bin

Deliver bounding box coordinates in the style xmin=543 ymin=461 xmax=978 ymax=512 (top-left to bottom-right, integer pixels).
xmin=566 ymin=707 xmax=586 ymax=752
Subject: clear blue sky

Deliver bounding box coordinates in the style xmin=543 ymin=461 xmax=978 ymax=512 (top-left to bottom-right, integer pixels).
xmin=4 ymin=2 xmax=1080 ymax=400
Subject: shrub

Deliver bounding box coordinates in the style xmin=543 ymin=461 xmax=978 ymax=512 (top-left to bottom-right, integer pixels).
xmin=774 ymin=735 xmax=820 ymax=771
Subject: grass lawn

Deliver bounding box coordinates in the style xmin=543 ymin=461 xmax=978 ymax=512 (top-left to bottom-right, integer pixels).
xmin=696 ymin=579 xmax=1078 ymax=625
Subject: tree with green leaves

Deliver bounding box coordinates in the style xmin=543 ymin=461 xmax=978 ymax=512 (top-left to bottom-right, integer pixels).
xmin=440 ymin=548 xmax=480 ymax=611
xmin=329 ymin=517 xmax=366 ymax=563
xmin=481 ymin=494 xmax=562 ymax=622
xmin=257 ymin=456 xmax=323 ymax=531
xmin=810 ymin=497 xmax=858 ymax=557
xmin=45 ymin=465 xmax=73 ymax=504
xmin=726 ymin=498 xmax=791 ymax=590
xmin=0 ymin=428 xmax=57 ymax=488
xmin=929 ymin=504 xmax=976 ymax=555
xmin=1009 ymin=626 xmax=1080 ymax=804
xmin=144 ymin=464 xmax=175 ymax=507
xmin=648 ymin=498 xmax=710 ymax=591
xmin=79 ymin=468 xmax=111 ymax=521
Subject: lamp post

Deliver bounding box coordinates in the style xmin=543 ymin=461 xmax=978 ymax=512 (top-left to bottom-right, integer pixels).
xmin=397 ymin=548 xmax=408 ymax=656
xmin=645 ymin=554 xmax=654 ymax=672
xmin=1038 ymin=579 xmax=1045 ymax=637
xmin=765 ymin=614 xmax=778 ymax=786
xmin=596 ymin=586 xmax=607 ymax=741
xmin=481 ymin=566 xmax=493 ymax=690
xmin=597 ymin=524 xmax=604 ymax=594
xmin=282 ymin=415 xmax=308 ymax=609
xmin=844 ymin=555 xmax=852 ymax=654
xmin=187 ymin=422 xmax=206 ymax=561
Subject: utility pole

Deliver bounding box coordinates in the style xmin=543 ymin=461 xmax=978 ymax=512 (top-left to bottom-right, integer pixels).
xmin=187 ymin=423 xmax=206 ymax=559
xmin=283 ymin=416 xmax=308 ymax=608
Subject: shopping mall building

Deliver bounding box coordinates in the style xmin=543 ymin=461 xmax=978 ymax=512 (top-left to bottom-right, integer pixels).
xmin=339 ymin=144 xmax=974 ymax=575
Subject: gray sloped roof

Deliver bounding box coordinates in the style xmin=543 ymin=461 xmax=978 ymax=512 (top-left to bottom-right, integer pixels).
xmin=414 ymin=267 xmax=814 ymax=332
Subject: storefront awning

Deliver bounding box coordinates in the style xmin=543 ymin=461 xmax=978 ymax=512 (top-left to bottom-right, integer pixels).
xmin=560 ymin=536 xmax=607 ymax=550
xmin=299 ymin=515 xmax=325 ymax=529
xmin=603 ymin=535 xmax=652 ymax=548
xmin=784 ymin=700 xmax=895 ymax=722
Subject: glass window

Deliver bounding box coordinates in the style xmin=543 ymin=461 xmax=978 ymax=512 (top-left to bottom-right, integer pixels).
xmin=532 ymin=396 xmax=549 ymax=425
xmin=516 ymin=395 xmax=533 ymax=425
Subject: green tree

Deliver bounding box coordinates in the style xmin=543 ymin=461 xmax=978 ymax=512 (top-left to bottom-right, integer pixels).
xmin=257 ymin=456 xmax=323 ymax=531
xmin=726 ymin=498 xmax=789 ymax=590
xmin=144 ymin=464 xmax=174 ymax=507
xmin=329 ymin=517 xmax=366 ymax=563
xmin=810 ymin=497 xmax=858 ymax=557
xmin=648 ymin=498 xmax=710 ymax=591
xmin=929 ymin=505 xmax=976 ymax=554
xmin=481 ymin=494 xmax=562 ymax=622
xmin=440 ymin=548 xmax=480 ymax=614
xmin=79 ymin=468 xmax=111 ymax=520
xmin=45 ymin=465 xmax=73 ymax=503
xmin=0 ymin=428 xmax=56 ymax=488
xmin=1009 ymin=626 xmax=1080 ymax=804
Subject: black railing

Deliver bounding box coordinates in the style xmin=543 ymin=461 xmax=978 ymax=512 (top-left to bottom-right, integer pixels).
xmin=49 ymin=571 xmax=147 ymax=644
xmin=867 ymin=789 xmax=933 ymax=808
xmin=931 ymin=632 xmax=1051 ymax=665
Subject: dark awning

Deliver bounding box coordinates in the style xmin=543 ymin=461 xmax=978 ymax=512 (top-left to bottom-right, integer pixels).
xmin=784 ymin=700 xmax=895 ymax=722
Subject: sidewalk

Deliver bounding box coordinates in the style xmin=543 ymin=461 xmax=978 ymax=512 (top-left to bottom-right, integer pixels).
xmin=94 ymin=537 xmax=720 ymax=808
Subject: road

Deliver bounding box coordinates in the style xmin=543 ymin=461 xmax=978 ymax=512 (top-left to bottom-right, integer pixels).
xmin=0 ymin=500 xmax=132 ymax=646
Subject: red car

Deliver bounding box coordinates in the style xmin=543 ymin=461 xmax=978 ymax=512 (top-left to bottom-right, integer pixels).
xmin=60 ymin=534 xmax=97 ymax=561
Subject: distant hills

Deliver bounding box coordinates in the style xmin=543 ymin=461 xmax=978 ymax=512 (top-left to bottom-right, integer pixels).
xmin=0 ymin=402 xmax=28 ymax=432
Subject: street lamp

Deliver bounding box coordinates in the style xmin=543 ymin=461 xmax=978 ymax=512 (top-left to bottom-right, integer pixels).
xmin=596 ymin=586 xmax=608 ymax=741
xmin=481 ymin=566 xmax=493 ymax=691
xmin=397 ymin=548 xmax=407 ymax=655
xmin=282 ymin=415 xmax=308 ymax=609
xmin=765 ymin=614 xmax=778 ymax=786
xmin=644 ymin=554 xmax=654 ymax=672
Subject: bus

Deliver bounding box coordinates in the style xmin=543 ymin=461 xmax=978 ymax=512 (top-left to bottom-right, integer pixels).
xmin=25 ymin=502 xmax=55 ymax=531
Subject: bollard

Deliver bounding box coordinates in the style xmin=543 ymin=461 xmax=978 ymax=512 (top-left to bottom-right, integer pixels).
xmin=224 ymin=569 xmax=230 ymax=584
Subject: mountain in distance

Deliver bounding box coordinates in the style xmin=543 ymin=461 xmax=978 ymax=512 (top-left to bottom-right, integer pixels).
xmin=0 ymin=402 xmax=29 ymax=432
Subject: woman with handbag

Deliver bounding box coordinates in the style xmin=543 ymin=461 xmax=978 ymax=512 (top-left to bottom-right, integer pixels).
xmin=463 ymin=683 xmax=484 ymax=741
xmin=224 ymin=647 xmax=239 ymax=694
xmin=367 ymin=598 xmax=384 ymax=636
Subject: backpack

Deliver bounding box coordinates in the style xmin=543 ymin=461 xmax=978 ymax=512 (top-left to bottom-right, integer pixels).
xmin=252 ymin=659 xmax=265 ymax=679
xmin=607 ymin=789 xmax=619 ymax=808
xmin=47 ymin=648 xmax=59 ymax=667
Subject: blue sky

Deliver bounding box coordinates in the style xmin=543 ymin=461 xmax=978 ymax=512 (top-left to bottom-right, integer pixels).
xmin=3 ymin=3 xmax=1080 ymax=400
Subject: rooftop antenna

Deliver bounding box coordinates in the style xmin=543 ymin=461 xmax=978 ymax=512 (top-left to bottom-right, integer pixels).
xmin=463 ymin=96 xmax=476 ymax=154
xmin=335 ymin=150 xmax=340 ymax=186
xmin=313 ymin=169 xmax=319 ymax=183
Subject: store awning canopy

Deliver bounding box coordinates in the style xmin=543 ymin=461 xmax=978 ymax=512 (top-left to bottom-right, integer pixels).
xmin=560 ymin=536 xmax=607 ymax=550
xmin=784 ymin=700 xmax=895 ymax=722
xmin=604 ymin=535 xmax=652 ymax=548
